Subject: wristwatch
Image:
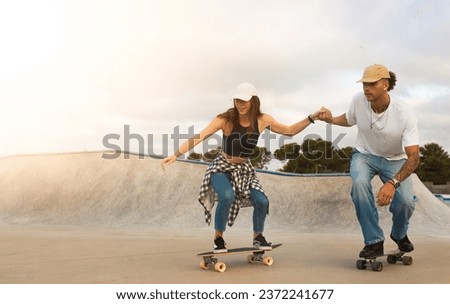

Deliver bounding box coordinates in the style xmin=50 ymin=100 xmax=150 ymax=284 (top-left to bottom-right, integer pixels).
xmin=390 ymin=178 xmax=400 ymax=189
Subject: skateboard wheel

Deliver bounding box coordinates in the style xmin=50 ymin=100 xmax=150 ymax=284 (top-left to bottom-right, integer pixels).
xmin=215 ymin=262 xmax=226 ymax=273
xmin=263 ymin=256 xmax=273 ymax=266
xmin=387 ymin=255 xmax=397 ymax=264
xmin=247 ymin=255 xmax=256 ymax=264
xmin=199 ymin=260 xmax=209 ymax=270
xmin=371 ymin=261 xmax=383 ymax=272
xmin=402 ymin=256 xmax=413 ymax=265
xmin=356 ymin=259 xmax=366 ymax=270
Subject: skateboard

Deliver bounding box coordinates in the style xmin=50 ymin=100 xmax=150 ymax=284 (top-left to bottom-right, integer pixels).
xmin=197 ymin=243 xmax=282 ymax=272
xmin=356 ymin=250 xmax=413 ymax=272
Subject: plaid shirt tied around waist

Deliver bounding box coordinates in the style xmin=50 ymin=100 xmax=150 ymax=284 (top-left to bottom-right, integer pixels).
xmin=198 ymin=152 xmax=267 ymax=227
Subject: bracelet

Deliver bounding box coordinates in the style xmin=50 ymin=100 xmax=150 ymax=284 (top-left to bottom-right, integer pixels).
xmin=308 ymin=114 xmax=315 ymax=124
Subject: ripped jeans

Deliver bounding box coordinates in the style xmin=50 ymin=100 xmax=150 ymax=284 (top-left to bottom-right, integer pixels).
xmin=350 ymin=149 xmax=416 ymax=245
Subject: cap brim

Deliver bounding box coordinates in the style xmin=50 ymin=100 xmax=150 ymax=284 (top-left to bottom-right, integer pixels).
xmin=356 ymin=77 xmax=382 ymax=83
xmin=233 ymin=94 xmax=253 ymax=101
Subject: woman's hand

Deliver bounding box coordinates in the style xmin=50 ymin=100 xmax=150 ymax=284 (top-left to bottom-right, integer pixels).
xmin=160 ymin=155 xmax=177 ymax=171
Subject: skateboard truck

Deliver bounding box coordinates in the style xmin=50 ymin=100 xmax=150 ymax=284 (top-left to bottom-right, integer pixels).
xmin=200 ymin=256 xmax=227 ymax=273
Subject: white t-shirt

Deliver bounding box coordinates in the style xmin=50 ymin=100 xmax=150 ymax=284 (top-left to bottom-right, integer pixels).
xmin=346 ymin=92 xmax=419 ymax=160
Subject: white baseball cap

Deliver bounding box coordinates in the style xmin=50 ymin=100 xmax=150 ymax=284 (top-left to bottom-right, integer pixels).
xmin=232 ymin=82 xmax=257 ymax=101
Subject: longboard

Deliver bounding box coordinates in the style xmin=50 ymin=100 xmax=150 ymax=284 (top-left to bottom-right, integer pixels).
xmin=356 ymin=249 xmax=413 ymax=272
xmin=198 ymin=243 xmax=282 ymax=272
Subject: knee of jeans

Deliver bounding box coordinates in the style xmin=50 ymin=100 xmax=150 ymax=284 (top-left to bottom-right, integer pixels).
xmin=352 ymin=174 xmax=371 ymax=187
xmin=218 ymin=189 xmax=234 ymax=204
xmin=351 ymin=178 xmax=372 ymax=197
xmin=253 ymin=194 xmax=269 ymax=208
xmin=390 ymin=197 xmax=415 ymax=213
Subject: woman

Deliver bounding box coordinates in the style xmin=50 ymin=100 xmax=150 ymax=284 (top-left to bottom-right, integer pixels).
xmin=161 ymin=82 xmax=325 ymax=253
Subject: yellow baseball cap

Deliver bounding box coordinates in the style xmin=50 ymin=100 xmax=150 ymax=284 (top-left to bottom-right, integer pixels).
xmin=357 ymin=64 xmax=390 ymax=83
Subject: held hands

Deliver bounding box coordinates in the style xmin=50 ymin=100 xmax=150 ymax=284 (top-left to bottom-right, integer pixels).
xmin=316 ymin=107 xmax=333 ymax=123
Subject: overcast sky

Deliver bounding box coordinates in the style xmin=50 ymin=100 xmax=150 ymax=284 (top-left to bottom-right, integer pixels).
xmin=1 ymin=0 xmax=449 ymax=159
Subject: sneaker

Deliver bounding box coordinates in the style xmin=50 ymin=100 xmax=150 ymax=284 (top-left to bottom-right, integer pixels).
xmin=253 ymin=234 xmax=272 ymax=250
xmin=213 ymin=237 xmax=227 ymax=253
xmin=391 ymin=234 xmax=414 ymax=252
xmin=359 ymin=241 xmax=384 ymax=258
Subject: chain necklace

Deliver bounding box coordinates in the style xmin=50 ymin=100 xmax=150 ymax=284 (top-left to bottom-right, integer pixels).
xmin=369 ymin=101 xmax=390 ymax=130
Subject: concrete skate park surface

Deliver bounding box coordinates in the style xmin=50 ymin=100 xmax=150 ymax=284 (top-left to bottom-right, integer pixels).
xmin=0 ymin=152 xmax=449 ymax=284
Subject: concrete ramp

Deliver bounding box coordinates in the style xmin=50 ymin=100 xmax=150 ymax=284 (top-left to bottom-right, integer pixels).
xmin=1 ymin=152 xmax=449 ymax=236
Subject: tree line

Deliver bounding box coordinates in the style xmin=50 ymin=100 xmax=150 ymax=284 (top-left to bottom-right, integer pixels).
xmin=188 ymin=140 xmax=450 ymax=185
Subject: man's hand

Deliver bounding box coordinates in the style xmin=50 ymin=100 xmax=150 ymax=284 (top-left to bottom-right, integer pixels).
xmin=376 ymin=182 xmax=396 ymax=206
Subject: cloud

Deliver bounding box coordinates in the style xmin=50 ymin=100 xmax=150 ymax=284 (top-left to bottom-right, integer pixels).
xmin=1 ymin=0 xmax=449 ymax=157
xmin=415 ymin=94 xmax=450 ymax=150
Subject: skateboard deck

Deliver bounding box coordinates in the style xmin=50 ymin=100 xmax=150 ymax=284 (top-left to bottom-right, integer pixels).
xmin=198 ymin=243 xmax=282 ymax=272
xmin=356 ymin=249 xmax=413 ymax=272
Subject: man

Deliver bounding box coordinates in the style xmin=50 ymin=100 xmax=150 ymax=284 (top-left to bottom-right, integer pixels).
xmin=320 ymin=64 xmax=420 ymax=258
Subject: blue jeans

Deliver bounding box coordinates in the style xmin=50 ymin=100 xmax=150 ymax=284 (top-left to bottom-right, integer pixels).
xmin=210 ymin=172 xmax=268 ymax=233
xmin=350 ymin=149 xmax=416 ymax=245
